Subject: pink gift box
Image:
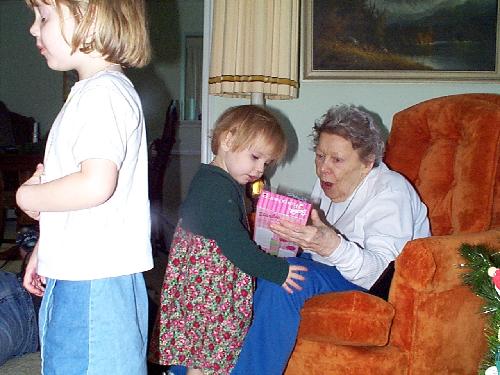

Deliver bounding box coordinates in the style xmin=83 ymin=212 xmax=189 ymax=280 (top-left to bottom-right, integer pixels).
xmin=253 ymin=190 xmax=312 ymax=257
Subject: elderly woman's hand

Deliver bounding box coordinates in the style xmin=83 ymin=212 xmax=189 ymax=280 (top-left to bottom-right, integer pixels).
xmin=270 ymin=209 xmax=341 ymax=258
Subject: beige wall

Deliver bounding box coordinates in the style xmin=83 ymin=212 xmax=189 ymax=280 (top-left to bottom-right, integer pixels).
xmin=207 ymin=81 xmax=500 ymax=195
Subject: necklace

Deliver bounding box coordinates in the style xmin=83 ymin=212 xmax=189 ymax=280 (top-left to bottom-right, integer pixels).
xmin=325 ymin=180 xmax=364 ymax=227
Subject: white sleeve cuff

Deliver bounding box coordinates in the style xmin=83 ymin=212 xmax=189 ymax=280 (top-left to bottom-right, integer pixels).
xmin=319 ymin=234 xmax=348 ymax=265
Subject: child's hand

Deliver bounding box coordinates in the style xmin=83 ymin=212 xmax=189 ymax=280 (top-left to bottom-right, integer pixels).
xmin=23 ymin=163 xmax=44 ymax=185
xmin=281 ymin=264 xmax=307 ymax=294
xmin=23 ymin=241 xmax=45 ymax=297
xmin=17 ymin=163 xmax=44 ymax=220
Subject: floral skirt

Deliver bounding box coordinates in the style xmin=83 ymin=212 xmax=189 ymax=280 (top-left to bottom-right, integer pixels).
xmin=149 ymin=224 xmax=253 ymax=374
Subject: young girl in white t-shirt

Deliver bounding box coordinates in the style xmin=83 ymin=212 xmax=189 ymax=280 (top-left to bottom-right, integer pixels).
xmin=17 ymin=1 xmax=153 ymax=373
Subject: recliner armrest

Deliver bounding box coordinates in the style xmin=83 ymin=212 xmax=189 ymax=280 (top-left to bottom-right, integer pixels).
xmin=298 ymin=291 xmax=394 ymax=346
xmin=393 ymin=229 xmax=500 ymax=294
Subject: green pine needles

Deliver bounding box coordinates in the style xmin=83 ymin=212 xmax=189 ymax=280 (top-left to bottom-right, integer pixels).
xmin=460 ymin=243 xmax=500 ymax=374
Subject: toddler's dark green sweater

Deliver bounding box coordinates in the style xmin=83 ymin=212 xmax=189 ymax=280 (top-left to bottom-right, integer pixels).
xmin=180 ymin=163 xmax=289 ymax=285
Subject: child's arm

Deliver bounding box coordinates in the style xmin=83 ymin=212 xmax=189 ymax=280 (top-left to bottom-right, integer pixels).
xmin=18 ymin=163 xmax=44 ymax=220
xmin=16 ymin=159 xmax=118 ymax=213
xmin=184 ymin=174 xmax=307 ymax=289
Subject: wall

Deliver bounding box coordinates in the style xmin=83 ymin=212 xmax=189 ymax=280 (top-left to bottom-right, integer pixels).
xmin=0 ymin=0 xmax=204 ymax=143
xmin=3 ymin=0 xmax=498 ymax=210
xmin=207 ymin=81 xmax=500 ymax=196
xmin=128 ymin=0 xmax=204 ymax=142
xmin=0 ymin=0 xmax=61 ymax=136
xmin=201 ymin=0 xmax=500 ymax=196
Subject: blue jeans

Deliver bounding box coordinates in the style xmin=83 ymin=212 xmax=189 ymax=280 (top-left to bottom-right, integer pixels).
xmin=39 ymin=273 xmax=149 ymax=375
xmin=231 ymin=254 xmax=364 ymax=375
xmin=0 ymin=271 xmax=38 ymax=366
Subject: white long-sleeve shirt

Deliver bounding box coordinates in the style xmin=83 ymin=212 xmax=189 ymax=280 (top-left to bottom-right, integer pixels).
xmin=309 ymin=162 xmax=430 ymax=289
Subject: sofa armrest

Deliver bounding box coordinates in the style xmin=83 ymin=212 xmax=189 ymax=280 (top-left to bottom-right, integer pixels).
xmin=298 ymin=291 xmax=394 ymax=346
xmin=393 ymin=229 xmax=500 ymax=294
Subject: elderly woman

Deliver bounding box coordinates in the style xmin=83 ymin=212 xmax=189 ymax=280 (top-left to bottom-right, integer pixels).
xmin=231 ymin=105 xmax=431 ymax=375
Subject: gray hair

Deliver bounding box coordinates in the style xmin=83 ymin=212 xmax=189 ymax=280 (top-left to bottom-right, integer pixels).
xmin=311 ymin=105 xmax=385 ymax=166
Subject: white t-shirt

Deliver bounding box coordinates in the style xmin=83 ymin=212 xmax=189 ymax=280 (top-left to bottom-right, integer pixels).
xmin=37 ymin=70 xmax=153 ymax=280
xmin=309 ymin=162 xmax=430 ymax=289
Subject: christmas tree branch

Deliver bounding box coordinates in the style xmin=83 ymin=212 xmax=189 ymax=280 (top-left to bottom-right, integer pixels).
xmin=460 ymin=243 xmax=500 ymax=374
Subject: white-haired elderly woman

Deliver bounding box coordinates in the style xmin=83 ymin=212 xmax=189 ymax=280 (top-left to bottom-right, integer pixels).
xmin=232 ymin=105 xmax=431 ymax=375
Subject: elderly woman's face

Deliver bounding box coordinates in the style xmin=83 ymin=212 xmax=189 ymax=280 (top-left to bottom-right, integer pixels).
xmin=315 ymin=133 xmax=373 ymax=202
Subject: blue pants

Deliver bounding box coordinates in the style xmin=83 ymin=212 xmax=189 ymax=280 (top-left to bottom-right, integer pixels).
xmin=39 ymin=273 xmax=149 ymax=375
xmin=231 ymin=254 xmax=364 ymax=375
xmin=0 ymin=271 xmax=38 ymax=366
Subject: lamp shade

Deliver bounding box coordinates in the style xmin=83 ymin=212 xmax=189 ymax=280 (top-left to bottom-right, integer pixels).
xmin=209 ymin=0 xmax=299 ymax=100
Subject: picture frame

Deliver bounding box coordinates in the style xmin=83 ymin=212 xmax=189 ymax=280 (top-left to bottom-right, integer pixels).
xmin=303 ymin=0 xmax=500 ymax=81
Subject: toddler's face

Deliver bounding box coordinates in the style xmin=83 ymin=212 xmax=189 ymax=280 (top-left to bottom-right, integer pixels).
xmin=222 ymin=137 xmax=276 ymax=185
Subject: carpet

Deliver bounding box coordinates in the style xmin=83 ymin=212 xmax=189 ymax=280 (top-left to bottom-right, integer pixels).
xmin=0 ymin=352 xmax=41 ymax=374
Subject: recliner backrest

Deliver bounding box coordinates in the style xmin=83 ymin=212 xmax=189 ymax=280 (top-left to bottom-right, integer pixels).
xmin=385 ymin=94 xmax=500 ymax=236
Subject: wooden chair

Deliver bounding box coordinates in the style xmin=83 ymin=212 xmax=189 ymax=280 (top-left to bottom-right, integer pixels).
xmin=148 ymin=100 xmax=179 ymax=256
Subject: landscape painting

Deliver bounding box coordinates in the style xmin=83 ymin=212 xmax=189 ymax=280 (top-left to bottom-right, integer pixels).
xmin=304 ymin=0 xmax=500 ymax=80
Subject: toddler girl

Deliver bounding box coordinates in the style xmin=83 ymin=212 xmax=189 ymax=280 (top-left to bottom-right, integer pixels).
xmin=149 ymin=105 xmax=307 ymax=375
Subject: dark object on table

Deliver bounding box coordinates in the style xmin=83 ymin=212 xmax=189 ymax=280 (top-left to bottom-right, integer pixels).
xmin=0 ymin=101 xmax=15 ymax=148
xmin=0 ymin=101 xmax=36 ymax=149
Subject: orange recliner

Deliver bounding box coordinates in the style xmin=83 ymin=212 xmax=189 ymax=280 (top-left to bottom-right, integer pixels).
xmin=285 ymin=94 xmax=500 ymax=374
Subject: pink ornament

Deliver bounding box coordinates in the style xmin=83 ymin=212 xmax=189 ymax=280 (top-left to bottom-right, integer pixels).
xmin=488 ymin=267 xmax=500 ymax=296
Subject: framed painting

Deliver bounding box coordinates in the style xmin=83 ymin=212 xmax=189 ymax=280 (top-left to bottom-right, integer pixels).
xmin=303 ymin=0 xmax=500 ymax=80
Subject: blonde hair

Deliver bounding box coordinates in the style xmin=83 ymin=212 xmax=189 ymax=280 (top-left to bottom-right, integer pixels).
xmin=25 ymin=0 xmax=151 ymax=68
xmin=211 ymin=105 xmax=287 ymax=162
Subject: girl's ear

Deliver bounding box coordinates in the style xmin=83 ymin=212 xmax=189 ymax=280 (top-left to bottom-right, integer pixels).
xmin=221 ymin=131 xmax=233 ymax=152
